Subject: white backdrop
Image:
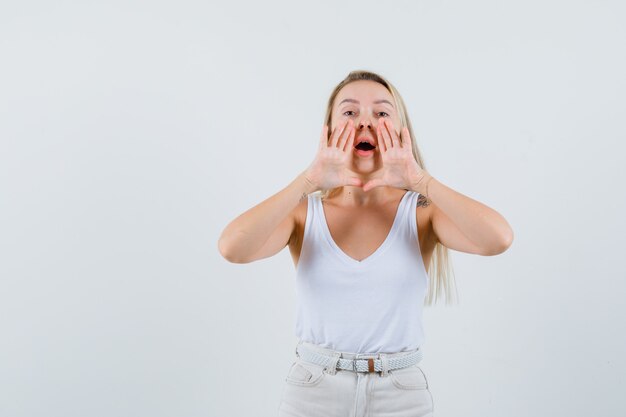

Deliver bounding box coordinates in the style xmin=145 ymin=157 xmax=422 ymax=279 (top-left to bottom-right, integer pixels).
xmin=1 ymin=1 xmax=625 ymax=416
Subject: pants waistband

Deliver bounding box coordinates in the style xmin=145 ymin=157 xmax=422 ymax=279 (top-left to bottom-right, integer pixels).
xmin=295 ymin=340 xmax=422 ymax=376
xmin=296 ymin=340 xmax=420 ymax=359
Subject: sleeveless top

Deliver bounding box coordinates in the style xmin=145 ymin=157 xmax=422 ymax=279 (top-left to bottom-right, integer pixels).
xmin=294 ymin=190 xmax=429 ymax=354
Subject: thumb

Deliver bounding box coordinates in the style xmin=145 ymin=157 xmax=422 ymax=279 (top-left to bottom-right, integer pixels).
xmin=345 ymin=168 xmax=363 ymax=187
xmin=362 ymin=179 xmax=384 ymax=192
xmin=348 ymin=177 xmax=363 ymax=187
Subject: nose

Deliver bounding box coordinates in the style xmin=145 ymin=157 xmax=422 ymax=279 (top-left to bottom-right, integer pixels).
xmin=358 ymin=118 xmax=373 ymax=130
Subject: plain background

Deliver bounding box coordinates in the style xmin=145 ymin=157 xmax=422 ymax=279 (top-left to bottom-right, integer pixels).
xmin=1 ymin=0 xmax=625 ymax=416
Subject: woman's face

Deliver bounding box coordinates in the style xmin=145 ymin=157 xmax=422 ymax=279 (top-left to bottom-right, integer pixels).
xmin=330 ymin=80 xmax=402 ymax=173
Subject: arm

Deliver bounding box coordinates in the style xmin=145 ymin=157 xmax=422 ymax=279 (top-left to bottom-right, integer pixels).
xmin=413 ymin=175 xmax=514 ymax=256
xmin=217 ymin=170 xmax=319 ymax=263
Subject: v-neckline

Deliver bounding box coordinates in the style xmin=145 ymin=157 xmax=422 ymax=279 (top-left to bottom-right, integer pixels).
xmin=318 ymin=191 xmax=411 ymax=266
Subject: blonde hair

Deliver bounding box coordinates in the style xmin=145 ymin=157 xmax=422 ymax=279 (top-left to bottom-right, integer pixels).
xmin=318 ymin=69 xmax=459 ymax=306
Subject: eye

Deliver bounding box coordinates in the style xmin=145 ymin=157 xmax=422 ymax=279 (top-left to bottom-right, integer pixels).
xmin=378 ymin=112 xmax=390 ymax=117
xmin=343 ymin=110 xmax=356 ymax=116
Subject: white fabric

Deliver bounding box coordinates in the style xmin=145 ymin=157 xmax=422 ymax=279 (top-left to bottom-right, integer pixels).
xmin=295 ymin=341 xmax=423 ymax=373
xmin=294 ymin=190 xmax=429 ymax=354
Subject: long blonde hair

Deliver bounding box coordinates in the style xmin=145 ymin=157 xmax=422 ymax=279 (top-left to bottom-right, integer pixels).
xmin=318 ymin=69 xmax=459 ymax=306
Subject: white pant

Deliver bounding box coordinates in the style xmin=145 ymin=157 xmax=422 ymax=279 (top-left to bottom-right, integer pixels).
xmin=277 ymin=340 xmax=434 ymax=417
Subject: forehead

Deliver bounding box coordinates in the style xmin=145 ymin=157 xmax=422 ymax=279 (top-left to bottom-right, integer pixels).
xmin=335 ymin=80 xmax=393 ymax=107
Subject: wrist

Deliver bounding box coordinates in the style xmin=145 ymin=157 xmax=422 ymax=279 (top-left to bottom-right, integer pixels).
xmin=300 ymin=170 xmax=320 ymax=194
xmin=410 ymin=172 xmax=433 ymax=197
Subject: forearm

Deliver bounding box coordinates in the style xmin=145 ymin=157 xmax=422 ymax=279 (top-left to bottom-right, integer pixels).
xmin=412 ymin=173 xmax=514 ymax=252
xmin=217 ymin=170 xmax=318 ymax=261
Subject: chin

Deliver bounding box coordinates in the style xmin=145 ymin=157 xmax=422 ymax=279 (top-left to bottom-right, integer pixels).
xmin=354 ymin=157 xmax=378 ymax=166
xmin=353 ymin=164 xmax=377 ymax=174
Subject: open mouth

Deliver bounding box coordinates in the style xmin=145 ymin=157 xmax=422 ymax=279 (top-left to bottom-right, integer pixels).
xmin=355 ymin=142 xmax=376 ymax=151
xmin=354 ymin=141 xmax=376 ymax=157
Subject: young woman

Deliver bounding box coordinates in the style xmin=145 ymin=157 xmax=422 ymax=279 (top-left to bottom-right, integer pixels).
xmin=218 ymin=70 xmax=514 ymax=417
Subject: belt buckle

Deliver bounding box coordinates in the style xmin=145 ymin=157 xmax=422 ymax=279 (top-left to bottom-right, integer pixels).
xmin=353 ymin=355 xmax=379 ymax=374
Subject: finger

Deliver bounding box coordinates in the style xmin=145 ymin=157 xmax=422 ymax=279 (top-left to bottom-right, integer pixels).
xmin=384 ymin=119 xmax=399 ymax=148
xmin=348 ymin=176 xmax=363 ymax=187
xmin=330 ymin=120 xmax=348 ymax=148
xmin=378 ymin=118 xmax=391 ymax=151
xmin=319 ymin=125 xmax=329 ymax=149
xmin=337 ymin=119 xmax=353 ymax=150
xmin=401 ymin=127 xmax=412 ymax=149
xmin=345 ymin=169 xmax=363 ymax=187
xmin=340 ymin=120 xmax=355 ymax=152
xmin=363 ymin=178 xmax=383 ymax=193
xmin=376 ymin=119 xmax=386 ymax=152
xmin=328 ymin=123 xmax=338 ymax=147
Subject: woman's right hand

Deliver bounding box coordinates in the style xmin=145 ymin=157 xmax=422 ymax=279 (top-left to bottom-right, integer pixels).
xmin=305 ymin=119 xmax=363 ymax=190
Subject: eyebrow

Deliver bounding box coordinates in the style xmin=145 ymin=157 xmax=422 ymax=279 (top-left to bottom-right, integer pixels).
xmin=338 ymin=98 xmax=395 ymax=109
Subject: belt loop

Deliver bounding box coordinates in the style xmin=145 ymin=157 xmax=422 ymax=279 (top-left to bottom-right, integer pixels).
xmin=325 ymin=352 xmax=341 ymax=375
xmin=380 ymin=353 xmax=389 ymax=377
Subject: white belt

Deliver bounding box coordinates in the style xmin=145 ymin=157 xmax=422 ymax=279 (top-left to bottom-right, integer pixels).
xmin=296 ymin=343 xmax=422 ymax=373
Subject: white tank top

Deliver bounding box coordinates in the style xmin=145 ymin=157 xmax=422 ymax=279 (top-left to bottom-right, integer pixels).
xmin=294 ymin=190 xmax=429 ymax=354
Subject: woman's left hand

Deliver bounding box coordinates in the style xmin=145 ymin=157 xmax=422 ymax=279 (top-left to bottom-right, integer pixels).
xmin=362 ymin=118 xmax=429 ymax=193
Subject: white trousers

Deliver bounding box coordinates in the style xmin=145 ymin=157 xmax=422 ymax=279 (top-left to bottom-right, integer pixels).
xmin=277 ymin=340 xmax=434 ymax=417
